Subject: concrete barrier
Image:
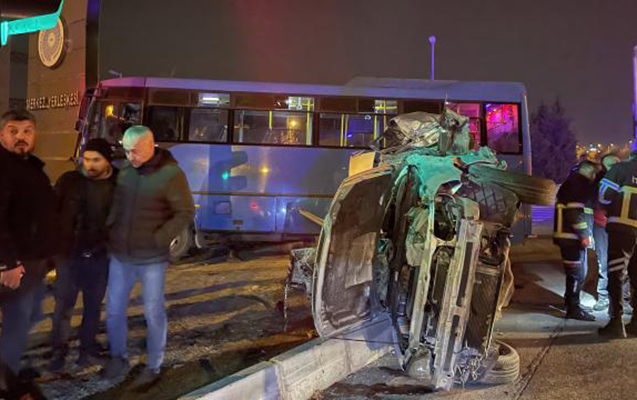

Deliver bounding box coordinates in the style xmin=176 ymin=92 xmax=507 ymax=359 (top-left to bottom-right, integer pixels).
xmin=181 ymin=315 xmax=394 ymax=400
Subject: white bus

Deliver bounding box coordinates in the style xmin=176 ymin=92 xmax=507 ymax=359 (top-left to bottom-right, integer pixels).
xmin=76 ymin=77 xmax=532 ymax=255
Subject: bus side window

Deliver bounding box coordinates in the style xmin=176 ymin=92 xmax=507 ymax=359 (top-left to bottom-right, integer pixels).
xmin=233 ymin=110 xmax=312 ymax=146
xmin=318 ymin=113 xmax=386 ymax=148
xmin=485 ymin=103 xmax=522 ymax=154
xmin=189 ymin=108 xmax=229 ymax=143
xmin=99 ymin=103 xmax=124 ymax=145
xmin=446 ymin=102 xmax=482 ymax=147
xmin=148 ymin=106 xmax=181 ymax=142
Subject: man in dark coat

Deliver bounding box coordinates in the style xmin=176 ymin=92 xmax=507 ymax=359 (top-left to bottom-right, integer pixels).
xmin=101 ymin=125 xmax=194 ymax=387
xmin=0 ymin=109 xmax=59 ymax=378
xmin=49 ymin=138 xmax=118 ymax=371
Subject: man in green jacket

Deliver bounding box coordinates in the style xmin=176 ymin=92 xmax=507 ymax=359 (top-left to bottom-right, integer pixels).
xmin=101 ymin=125 xmax=194 ymax=386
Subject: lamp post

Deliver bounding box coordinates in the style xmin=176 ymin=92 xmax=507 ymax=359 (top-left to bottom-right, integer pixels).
xmin=633 ymin=44 xmax=637 ymax=139
xmin=429 ymin=35 xmax=436 ymax=80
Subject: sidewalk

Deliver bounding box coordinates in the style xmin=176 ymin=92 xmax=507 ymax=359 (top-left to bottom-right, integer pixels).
xmin=319 ymin=238 xmax=627 ymax=400
xmin=22 ymin=255 xmax=314 ymax=400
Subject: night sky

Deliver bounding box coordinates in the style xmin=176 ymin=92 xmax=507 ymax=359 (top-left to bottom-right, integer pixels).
xmin=100 ymin=0 xmax=637 ymax=144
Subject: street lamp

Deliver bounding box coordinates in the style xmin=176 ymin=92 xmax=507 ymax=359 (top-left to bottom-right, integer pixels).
xmin=633 ymin=44 xmax=637 ymax=139
xmin=429 ymin=35 xmax=436 ymax=80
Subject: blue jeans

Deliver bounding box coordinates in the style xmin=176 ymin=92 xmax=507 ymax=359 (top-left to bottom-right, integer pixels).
xmin=105 ymin=256 xmax=168 ymax=371
xmin=0 ymin=263 xmax=45 ymax=373
xmin=594 ymin=224 xmax=609 ymax=300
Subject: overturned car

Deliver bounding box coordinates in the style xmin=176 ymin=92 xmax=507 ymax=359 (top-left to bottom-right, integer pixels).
xmin=306 ymin=109 xmax=554 ymax=390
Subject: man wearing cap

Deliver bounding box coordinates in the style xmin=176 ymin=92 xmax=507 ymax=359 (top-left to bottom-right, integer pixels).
xmin=49 ymin=138 xmax=118 ymax=370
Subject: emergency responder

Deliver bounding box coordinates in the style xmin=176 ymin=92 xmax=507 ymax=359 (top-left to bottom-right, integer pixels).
xmin=553 ymin=160 xmax=597 ymax=321
xmin=598 ymin=145 xmax=637 ymax=338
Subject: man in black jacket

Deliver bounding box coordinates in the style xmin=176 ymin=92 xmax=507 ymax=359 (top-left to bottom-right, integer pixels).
xmin=49 ymin=138 xmax=118 ymax=371
xmin=553 ymin=161 xmax=597 ymax=321
xmin=0 ymin=109 xmax=59 ymax=375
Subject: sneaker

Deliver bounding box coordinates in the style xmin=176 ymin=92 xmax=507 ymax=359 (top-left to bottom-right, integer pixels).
xmin=100 ymin=357 xmax=129 ymax=380
xmin=565 ymin=306 xmax=595 ymax=321
xmin=593 ymin=298 xmax=609 ymax=311
xmin=131 ymin=367 xmax=161 ymax=389
xmin=598 ymin=318 xmax=627 ymax=339
xmin=624 ymin=303 xmax=633 ymax=315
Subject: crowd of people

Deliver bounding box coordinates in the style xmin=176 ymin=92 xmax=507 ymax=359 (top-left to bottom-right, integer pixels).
xmin=0 ymin=109 xmax=195 ymax=398
xmin=554 ymin=149 xmax=637 ymax=338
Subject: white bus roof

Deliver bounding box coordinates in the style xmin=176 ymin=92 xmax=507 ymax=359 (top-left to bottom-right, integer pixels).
xmin=100 ymin=76 xmax=527 ymax=103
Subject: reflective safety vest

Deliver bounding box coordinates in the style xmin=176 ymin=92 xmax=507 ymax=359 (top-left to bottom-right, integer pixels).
xmin=599 ymin=158 xmax=637 ymax=233
xmin=554 ymin=173 xmax=594 ymax=246
xmin=553 ymin=202 xmax=593 ymax=243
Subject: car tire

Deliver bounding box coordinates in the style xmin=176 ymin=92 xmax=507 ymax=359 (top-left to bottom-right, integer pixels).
xmin=479 ymin=340 xmax=520 ymax=385
xmin=469 ymin=165 xmax=556 ymax=206
xmin=170 ymin=227 xmax=193 ymax=262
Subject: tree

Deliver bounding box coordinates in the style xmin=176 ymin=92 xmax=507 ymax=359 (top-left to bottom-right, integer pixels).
xmin=530 ymin=100 xmax=577 ymax=183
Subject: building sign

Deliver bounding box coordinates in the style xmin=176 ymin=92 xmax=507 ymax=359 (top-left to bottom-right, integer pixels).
xmin=26 ymin=91 xmax=80 ymax=110
xmin=0 ymin=0 xmax=65 ymax=46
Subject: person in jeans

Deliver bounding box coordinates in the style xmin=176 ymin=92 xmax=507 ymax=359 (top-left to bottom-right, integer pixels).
xmin=0 ymin=110 xmax=59 ymax=380
xmin=592 ymin=154 xmax=621 ymax=311
xmin=102 ymin=125 xmax=194 ymax=387
xmin=49 ymin=138 xmax=118 ymax=370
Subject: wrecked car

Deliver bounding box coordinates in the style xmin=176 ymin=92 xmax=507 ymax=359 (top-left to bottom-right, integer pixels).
xmin=305 ymin=109 xmax=555 ymax=390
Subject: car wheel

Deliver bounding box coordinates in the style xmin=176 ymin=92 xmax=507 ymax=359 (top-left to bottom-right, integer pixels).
xmin=478 ymin=340 xmax=520 ymax=385
xmin=170 ymin=227 xmax=193 ymax=262
xmin=469 ymin=165 xmax=556 ymax=206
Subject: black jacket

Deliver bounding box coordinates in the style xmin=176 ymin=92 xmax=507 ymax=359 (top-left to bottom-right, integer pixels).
xmin=599 ymin=158 xmax=637 ymax=234
xmin=108 ymin=148 xmax=194 ymax=264
xmin=553 ymin=172 xmax=594 ymax=246
xmin=55 ymin=167 xmax=118 ymax=257
xmin=0 ymin=147 xmax=59 ymax=273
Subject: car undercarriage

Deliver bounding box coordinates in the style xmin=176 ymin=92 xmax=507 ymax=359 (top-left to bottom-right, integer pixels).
xmin=292 ymin=109 xmax=554 ymax=390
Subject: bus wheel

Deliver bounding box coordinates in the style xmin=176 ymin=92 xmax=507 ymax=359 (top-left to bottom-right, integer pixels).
xmin=170 ymin=227 xmax=193 ymax=261
xmin=468 ymin=165 xmax=556 ymax=206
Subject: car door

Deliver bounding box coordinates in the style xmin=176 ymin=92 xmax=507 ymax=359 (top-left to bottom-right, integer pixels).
xmin=312 ymin=165 xmax=395 ymax=337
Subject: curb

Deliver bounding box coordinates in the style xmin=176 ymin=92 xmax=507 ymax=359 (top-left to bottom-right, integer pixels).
xmin=181 ymin=316 xmax=394 ymax=400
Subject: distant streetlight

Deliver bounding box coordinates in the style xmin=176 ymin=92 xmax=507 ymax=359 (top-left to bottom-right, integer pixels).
xmin=429 ymin=35 xmax=436 ymax=80
xmin=633 ymin=44 xmax=637 ymax=139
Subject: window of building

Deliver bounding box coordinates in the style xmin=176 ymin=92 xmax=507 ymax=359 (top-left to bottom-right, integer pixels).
xmin=233 ymin=110 xmax=312 ymax=146
xmin=319 ymin=113 xmax=387 ymax=148
xmin=188 ymin=108 xmax=229 ymax=142
xmin=485 ymin=103 xmax=521 ymax=154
